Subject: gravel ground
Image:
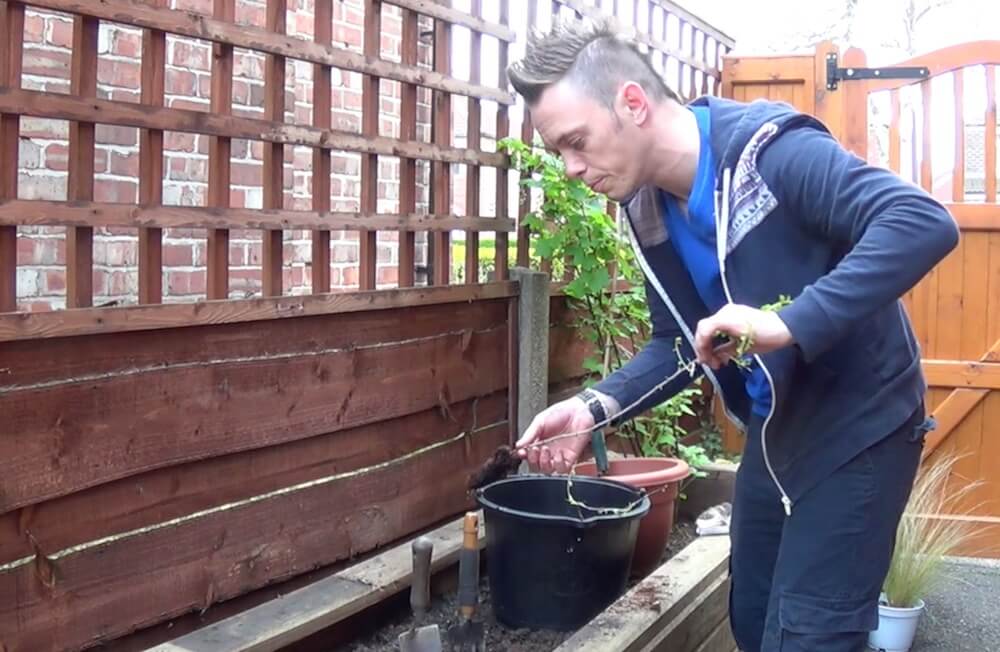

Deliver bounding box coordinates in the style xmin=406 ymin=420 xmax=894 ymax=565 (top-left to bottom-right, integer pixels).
xmin=909 ymin=558 xmax=1000 ymax=652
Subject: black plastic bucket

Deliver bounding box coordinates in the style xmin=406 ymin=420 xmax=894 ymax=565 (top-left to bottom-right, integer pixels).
xmin=475 ymin=474 xmax=650 ymax=631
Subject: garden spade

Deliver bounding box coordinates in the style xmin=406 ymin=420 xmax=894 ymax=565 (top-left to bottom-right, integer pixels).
xmin=398 ymin=537 xmax=443 ymax=652
xmin=446 ymin=512 xmax=485 ymax=651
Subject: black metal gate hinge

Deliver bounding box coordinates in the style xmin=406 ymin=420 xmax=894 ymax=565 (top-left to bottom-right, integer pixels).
xmin=826 ymin=52 xmax=929 ymax=90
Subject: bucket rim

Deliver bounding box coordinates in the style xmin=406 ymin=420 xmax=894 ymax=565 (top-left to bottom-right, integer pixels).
xmin=474 ymin=473 xmax=651 ymax=526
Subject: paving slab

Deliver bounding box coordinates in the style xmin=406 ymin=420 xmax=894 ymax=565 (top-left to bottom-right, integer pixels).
xmin=909 ymin=558 xmax=1000 ymax=652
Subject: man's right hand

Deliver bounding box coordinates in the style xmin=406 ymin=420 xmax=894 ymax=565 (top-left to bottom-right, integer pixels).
xmin=514 ymin=397 xmax=595 ymax=475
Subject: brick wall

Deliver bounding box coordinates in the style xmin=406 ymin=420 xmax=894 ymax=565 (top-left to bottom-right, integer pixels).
xmin=13 ymin=0 xmax=502 ymax=311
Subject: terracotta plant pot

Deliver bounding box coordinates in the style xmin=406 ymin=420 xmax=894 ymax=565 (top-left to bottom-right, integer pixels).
xmin=575 ymin=457 xmax=691 ymax=577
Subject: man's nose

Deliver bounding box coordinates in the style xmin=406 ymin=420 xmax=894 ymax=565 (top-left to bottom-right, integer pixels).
xmin=564 ymin=154 xmax=586 ymax=180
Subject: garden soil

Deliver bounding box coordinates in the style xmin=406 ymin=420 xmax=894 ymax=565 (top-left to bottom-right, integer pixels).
xmin=344 ymin=518 xmax=698 ymax=652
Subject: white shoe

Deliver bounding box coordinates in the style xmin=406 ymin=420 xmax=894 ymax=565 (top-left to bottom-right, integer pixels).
xmin=696 ymin=502 xmax=732 ymax=536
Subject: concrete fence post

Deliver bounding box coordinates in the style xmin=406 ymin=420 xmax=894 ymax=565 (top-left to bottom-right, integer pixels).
xmin=510 ymin=267 xmax=550 ymax=440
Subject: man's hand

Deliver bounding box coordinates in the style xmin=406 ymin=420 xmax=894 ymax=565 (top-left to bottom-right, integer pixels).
xmin=514 ymin=397 xmax=595 ymax=474
xmin=694 ymin=303 xmax=794 ymax=370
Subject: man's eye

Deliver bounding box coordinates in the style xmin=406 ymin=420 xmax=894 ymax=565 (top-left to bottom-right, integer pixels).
xmin=571 ymin=139 xmax=585 ymax=150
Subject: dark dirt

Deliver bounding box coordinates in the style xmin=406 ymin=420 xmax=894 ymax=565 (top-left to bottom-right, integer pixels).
xmin=343 ymin=518 xmax=698 ymax=652
xmin=466 ymin=445 xmax=521 ymax=491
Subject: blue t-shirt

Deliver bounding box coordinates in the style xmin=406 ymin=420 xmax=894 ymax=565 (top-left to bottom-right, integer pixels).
xmin=661 ymin=106 xmax=772 ymax=418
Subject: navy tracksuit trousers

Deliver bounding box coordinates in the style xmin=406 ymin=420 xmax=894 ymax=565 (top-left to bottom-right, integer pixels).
xmin=729 ymin=405 xmax=929 ymax=651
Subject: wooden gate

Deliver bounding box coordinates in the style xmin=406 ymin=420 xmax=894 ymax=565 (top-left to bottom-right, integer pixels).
xmin=723 ymin=41 xmax=1000 ymax=556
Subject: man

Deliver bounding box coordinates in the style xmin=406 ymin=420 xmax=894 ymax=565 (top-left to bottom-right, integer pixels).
xmin=507 ymin=17 xmax=958 ymax=652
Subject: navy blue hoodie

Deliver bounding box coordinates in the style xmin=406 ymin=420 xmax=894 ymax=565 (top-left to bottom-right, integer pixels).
xmin=592 ymin=96 xmax=958 ymax=514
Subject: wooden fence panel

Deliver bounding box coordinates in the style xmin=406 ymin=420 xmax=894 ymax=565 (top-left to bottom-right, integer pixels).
xmin=723 ymin=41 xmax=1000 ymax=556
xmin=0 ymin=296 xmax=511 ymax=650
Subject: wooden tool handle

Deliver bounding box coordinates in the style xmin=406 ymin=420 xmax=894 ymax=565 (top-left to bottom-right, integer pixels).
xmin=411 ymin=536 xmax=433 ymax=616
xmin=457 ymin=512 xmax=479 ymax=618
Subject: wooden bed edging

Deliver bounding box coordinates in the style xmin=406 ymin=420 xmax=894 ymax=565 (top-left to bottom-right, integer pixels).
xmin=149 ymin=522 xmax=732 ymax=652
xmin=554 ymin=535 xmax=734 ymax=652
xmin=149 ymin=513 xmax=483 ymax=652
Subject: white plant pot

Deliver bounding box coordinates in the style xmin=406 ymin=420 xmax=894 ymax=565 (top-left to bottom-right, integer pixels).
xmin=867 ymin=597 xmax=925 ymax=652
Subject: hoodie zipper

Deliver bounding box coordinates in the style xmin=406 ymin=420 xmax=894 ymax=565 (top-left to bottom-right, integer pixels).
xmin=619 ymin=206 xmax=747 ymax=435
xmin=716 ymin=168 xmax=793 ymax=517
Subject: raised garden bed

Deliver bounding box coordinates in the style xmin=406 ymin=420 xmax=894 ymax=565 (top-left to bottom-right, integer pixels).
xmin=344 ymin=517 xmax=697 ymax=651
xmin=150 ymin=508 xmax=732 ymax=652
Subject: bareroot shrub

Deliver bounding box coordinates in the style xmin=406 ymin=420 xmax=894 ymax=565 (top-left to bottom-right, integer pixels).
xmin=882 ymin=451 xmax=984 ymax=608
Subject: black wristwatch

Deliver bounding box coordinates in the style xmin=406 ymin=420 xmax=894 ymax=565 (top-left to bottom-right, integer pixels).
xmin=576 ymin=388 xmax=609 ymax=429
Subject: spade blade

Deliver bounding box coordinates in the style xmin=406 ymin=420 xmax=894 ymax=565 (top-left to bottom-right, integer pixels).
xmin=398 ymin=624 xmax=443 ymax=652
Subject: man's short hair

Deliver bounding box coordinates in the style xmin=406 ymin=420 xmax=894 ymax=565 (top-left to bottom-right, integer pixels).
xmin=507 ymin=17 xmax=682 ymax=109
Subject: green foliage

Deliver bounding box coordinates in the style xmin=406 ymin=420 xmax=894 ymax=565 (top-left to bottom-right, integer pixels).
xmin=499 ymin=136 xmax=709 ymax=472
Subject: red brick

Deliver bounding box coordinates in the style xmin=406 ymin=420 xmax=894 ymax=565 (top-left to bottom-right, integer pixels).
xmin=294 ymin=12 xmax=314 ymax=38
xmin=235 ymin=2 xmax=266 ymax=28
xmin=96 ymin=125 xmax=139 ymax=147
xmin=229 ymin=268 xmax=262 ymax=285
xmin=377 ymin=244 xmax=394 ymax=264
xmin=171 ymin=40 xmax=211 ymax=71
xmin=332 ymin=242 xmax=356 ymax=263
xmin=377 ymin=266 xmax=398 ymax=286
xmin=198 ymin=73 xmax=212 ymax=99
xmin=165 ymin=68 xmax=198 ymax=95
xmin=101 ymin=240 xmax=137 ymax=266
xmin=45 ymin=269 xmax=66 ymax=292
xmin=91 ymin=269 xmax=108 ymax=297
xmin=229 ymin=244 xmax=244 ymax=266
xmin=163 ymin=243 xmax=194 ymax=266
xmin=231 ymin=161 xmax=261 ymax=186
xmin=35 ymin=238 xmax=65 ymax=265
xmin=248 ymin=243 xmax=262 ymax=265
xmin=335 ymin=24 xmax=362 ymax=49
xmin=23 ymin=300 xmax=55 ymax=312
xmin=21 ymin=14 xmax=45 ymax=45
xmin=165 ymin=132 xmax=198 ymax=153
xmin=328 ymin=266 xmax=342 ymax=287
xmin=341 ymin=265 xmax=358 ymax=287
xmin=17 ymin=237 xmax=35 ymax=264
xmin=107 ymin=270 xmax=131 ymax=296
xmin=229 ymin=187 xmax=245 ymax=207
xmin=22 ymin=48 xmax=71 ymax=78
xmin=233 ymin=79 xmax=251 ymax=105
xmin=331 ymin=154 xmax=360 ymax=176
xmin=168 ymin=156 xmax=207 ymax=182
xmin=95 ymin=178 xmax=138 ymax=203
xmin=234 ymin=52 xmax=265 ymax=80
xmin=229 ymin=139 xmax=251 ymax=159
xmin=98 ymin=59 xmax=141 ymax=89
xmin=94 ymin=147 xmax=109 ymax=174
xmin=112 ymin=29 xmax=142 ymax=58
xmin=166 ymin=270 xmax=205 ymax=295
xmin=108 ymin=151 xmax=139 ymax=177
xmin=49 ymin=18 xmax=74 ymax=48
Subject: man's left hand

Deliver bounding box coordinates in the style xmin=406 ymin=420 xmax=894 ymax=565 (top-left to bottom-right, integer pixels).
xmin=694 ymin=303 xmax=794 ymax=370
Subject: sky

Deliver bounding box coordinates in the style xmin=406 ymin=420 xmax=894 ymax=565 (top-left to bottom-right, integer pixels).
xmin=672 ymin=0 xmax=1000 ymax=65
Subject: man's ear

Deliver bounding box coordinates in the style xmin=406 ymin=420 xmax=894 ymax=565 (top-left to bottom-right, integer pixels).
xmin=619 ymin=81 xmax=649 ymax=124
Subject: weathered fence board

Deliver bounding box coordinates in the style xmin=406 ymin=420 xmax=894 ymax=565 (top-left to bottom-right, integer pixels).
xmin=0 ymin=422 xmax=506 ymax=650
xmin=1 ymin=300 xmax=509 ymax=512
xmin=0 ymin=393 xmax=507 ymax=566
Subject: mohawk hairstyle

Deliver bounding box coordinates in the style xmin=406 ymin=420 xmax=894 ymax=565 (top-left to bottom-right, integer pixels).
xmin=507 ymin=16 xmax=682 ymax=109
